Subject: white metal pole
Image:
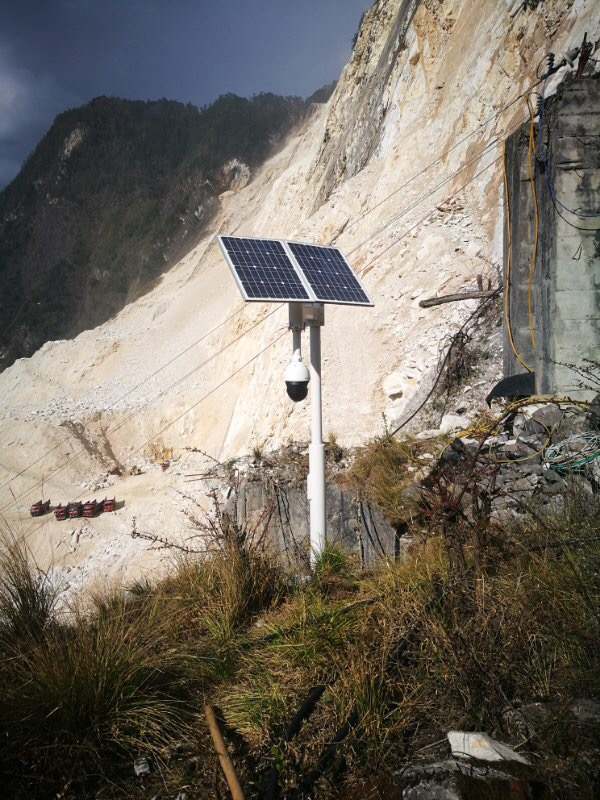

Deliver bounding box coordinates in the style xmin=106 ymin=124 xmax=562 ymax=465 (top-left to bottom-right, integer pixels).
xmin=308 ymin=319 xmax=326 ymax=566
xmin=288 ymin=303 xmax=304 ymax=355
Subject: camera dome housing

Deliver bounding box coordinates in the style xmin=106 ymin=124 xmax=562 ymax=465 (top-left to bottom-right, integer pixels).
xmin=285 ymin=359 xmax=310 ymax=402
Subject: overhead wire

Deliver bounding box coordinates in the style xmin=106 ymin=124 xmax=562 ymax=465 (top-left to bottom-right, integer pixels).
xmin=345 ymin=134 xmax=505 ymax=258
xmin=327 ymin=73 xmax=547 ymax=246
xmin=387 ymin=288 xmax=502 ymax=439
xmin=0 ymin=111 xmax=522 ymax=506
xmin=0 ymin=68 xmax=548 ymax=366
xmin=347 ymin=111 xmax=531 ymax=279
xmin=11 ymin=329 xmax=288 ymax=544
xmin=0 ymin=92 xmax=540 ymax=512
xmin=0 ymin=303 xmax=248 ymax=493
xmin=0 ymin=305 xmax=284 ymax=513
xmin=357 ymin=151 xmax=505 ymax=276
xmin=1 ymin=124 xmax=518 ymax=513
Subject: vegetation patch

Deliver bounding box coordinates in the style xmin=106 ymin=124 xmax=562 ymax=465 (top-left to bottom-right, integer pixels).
xmin=0 ymin=490 xmax=599 ymax=798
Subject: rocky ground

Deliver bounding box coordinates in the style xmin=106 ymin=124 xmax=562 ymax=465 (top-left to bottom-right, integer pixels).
xmin=0 ymin=0 xmax=598 ymax=598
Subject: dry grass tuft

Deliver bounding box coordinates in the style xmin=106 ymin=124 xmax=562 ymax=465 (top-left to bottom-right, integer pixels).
xmin=341 ymin=435 xmax=446 ymax=527
xmin=0 ymin=493 xmax=599 ymax=798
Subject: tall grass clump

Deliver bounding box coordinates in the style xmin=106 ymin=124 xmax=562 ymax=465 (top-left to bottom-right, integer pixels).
xmin=0 ymin=537 xmax=188 ymax=796
xmin=0 ymin=535 xmax=57 ymax=647
xmin=323 ymin=503 xmax=600 ymax=790
xmin=155 ymin=533 xmax=286 ymax=644
xmin=0 ymin=489 xmax=598 ymax=798
xmin=341 ymin=435 xmax=445 ymax=528
xmin=4 ymin=605 xmax=183 ymax=753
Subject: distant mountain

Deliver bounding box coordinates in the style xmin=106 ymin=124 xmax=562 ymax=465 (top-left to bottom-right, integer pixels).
xmin=0 ymin=92 xmax=311 ymax=370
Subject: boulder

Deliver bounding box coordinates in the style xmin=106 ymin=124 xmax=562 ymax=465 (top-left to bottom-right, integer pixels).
xmin=398 ymin=756 xmax=534 ymax=799
xmin=439 ymin=414 xmax=470 ymax=434
xmin=133 ymin=756 xmax=151 ymax=776
xmin=383 ymin=371 xmax=405 ymax=400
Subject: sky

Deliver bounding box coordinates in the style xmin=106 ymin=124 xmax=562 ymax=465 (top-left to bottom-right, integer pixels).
xmin=0 ymin=0 xmax=371 ymax=188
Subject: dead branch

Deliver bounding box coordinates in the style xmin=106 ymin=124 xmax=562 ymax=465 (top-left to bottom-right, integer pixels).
xmin=419 ymin=289 xmax=497 ymax=308
xmin=205 ymin=704 xmax=246 ymax=800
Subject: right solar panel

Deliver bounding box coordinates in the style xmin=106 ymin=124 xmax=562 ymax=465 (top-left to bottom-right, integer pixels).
xmin=286 ymin=242 xmax=372 ymax=306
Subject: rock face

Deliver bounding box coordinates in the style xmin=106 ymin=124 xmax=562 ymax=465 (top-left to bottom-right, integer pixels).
xmin=0 ymin=93 xmax=306 ymax=370
xmin=0 ymin=0 xmax=598 ymax=590
xmin=312 ymin=0 xmax=422 ymax=207
xmin=227 ymin=469 xmax=403 ymax=570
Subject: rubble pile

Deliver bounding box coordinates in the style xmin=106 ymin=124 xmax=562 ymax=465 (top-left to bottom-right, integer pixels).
xmin=414 ymin=397 xmax=600 ymax=528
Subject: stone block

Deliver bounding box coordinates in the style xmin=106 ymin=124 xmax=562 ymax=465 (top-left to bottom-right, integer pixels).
xmin=439 ymin=413 xmax=470 ymax=434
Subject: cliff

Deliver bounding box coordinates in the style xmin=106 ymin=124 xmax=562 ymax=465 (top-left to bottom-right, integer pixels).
xmin=0 ymin=0 xmax=598 ymax=590
xmin=0 ymin=93 xmax=306 ymax=369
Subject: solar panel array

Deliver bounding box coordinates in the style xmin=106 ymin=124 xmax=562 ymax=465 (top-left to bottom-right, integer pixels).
xmin=217 ymin=235 xmax=372 ymax=307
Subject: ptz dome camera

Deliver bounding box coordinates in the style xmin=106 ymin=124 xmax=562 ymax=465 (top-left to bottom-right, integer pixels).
xmin=284 ymin=359 xmax=310 ymax=402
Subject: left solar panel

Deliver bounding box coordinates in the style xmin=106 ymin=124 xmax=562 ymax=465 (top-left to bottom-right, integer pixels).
xmin=218 ymin=236 xmax=311 ymax=302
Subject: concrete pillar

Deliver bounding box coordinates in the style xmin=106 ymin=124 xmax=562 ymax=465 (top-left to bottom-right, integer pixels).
xmin=504 ymin=76 xmax=600 ymax=399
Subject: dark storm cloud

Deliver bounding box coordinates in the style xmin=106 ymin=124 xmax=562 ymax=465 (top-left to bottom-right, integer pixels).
xmin=0 ymin=0 xmax=371 ymax=187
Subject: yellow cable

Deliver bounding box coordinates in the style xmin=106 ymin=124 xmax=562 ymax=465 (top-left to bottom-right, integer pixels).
xmin=502 ymin=139 xmax=533 ymax=373
xmin=526 ymin=95 xmax=539 ymax=351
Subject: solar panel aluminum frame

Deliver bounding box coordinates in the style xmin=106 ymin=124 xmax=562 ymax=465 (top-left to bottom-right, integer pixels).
xmin=216 ymin=235 xmax=373 ymax=307
xmin=284 ymin=238 xmax=373 ymax=307
xmin=217 ymin=235 xmax=314 ymax=304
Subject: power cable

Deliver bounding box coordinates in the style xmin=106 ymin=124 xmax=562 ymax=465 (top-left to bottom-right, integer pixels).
xmin=0 ymin=115 xmax=521 ymax=504
xmin=548 ymin=192 xmax=600 ymax=232
xmin=345 ymin=134 xmax=505 ymax=258
xmin=2 ymin=134 xmax=505 ymax=516
xmin=0 ymin=100 xmax=534 ymax=511
xmin=346 ymin=112 xmax=529 ymax=271
xmin=0 ymin=304 xmax=247 ymax=493
xmin=327 ymin=73 xmax=547 ymax=246
xmin=387 ymin=290 xmax=501 ymax=438
xmin=0 ymin=135 xmax=505 ymax=514
xmin=357 ymin=149 xmax=506 ymax=275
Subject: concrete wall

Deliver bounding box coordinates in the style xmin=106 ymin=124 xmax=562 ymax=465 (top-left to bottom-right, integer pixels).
xmin=504 ymin=76 xmax=600 ymax=396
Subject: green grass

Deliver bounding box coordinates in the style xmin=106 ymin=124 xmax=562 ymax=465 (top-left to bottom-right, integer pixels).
xmin=0 ymin=497 xmax=599 ymax=798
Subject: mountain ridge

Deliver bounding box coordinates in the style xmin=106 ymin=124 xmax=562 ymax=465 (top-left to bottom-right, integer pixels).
xmin=0 ymin=90 xmax=316 ymax=370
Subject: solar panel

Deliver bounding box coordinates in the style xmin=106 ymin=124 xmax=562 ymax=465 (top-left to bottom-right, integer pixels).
xmin=217 ymin=235 xmax=373 ymax=306
xmin=287 ymin=242 xmax=372 ymax=305
xmin=218 ymin=236 xmax=311 ymax=302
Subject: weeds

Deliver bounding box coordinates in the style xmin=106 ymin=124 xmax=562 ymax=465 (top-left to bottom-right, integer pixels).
xmin=0 ymin=535 xmax=58 ymax=646
xmin=0 ymin=494 xmax=599 ymax=798
xmin=341 ymin=434 xmax=445 ymax=528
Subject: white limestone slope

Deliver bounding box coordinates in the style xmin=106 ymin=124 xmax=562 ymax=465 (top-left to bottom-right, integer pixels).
xmin=0 ymin=0 xmax=597 ymax=592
